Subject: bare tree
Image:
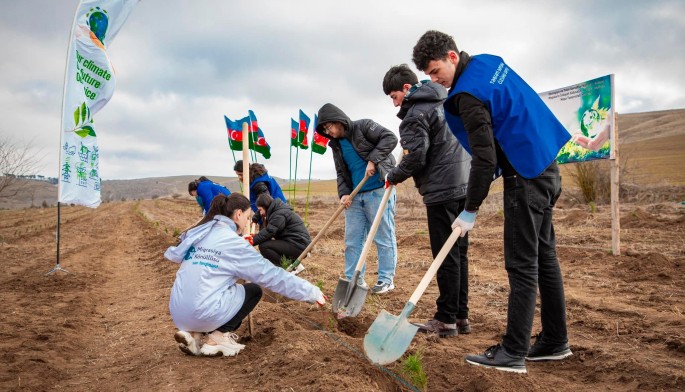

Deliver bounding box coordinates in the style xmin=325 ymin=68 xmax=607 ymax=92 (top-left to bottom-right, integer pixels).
xmin=0 ymin=137 xmax=43 ymax=198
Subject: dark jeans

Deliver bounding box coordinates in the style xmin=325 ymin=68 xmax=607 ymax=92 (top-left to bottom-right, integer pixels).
xmin=259 ymin=240 xmax=305 ymax=267
xmin=426 ymin=199 xmax=469 ymax=323
xmin=218 ymin=283 xmax=262 ymax=333
xmin=501 ymin=162 xmax=568 ymax=357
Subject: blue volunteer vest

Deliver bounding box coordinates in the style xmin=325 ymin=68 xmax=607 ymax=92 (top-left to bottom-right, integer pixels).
xmin=250 ymin=173 xmax=287 ymax=212
xmin=444 ymin=54 xmax=570 ymax=179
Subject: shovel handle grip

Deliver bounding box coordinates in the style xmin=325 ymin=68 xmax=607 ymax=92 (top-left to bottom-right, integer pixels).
xmin=408 ymin=226 xmax=462 ymax=305
xmin=287 ymin=173 xmax=371 ymax=271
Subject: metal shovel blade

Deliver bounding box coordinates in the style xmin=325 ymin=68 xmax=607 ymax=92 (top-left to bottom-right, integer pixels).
xmin=363 ymin=304 xmax=418 ymax=365
xmin=331 ymin=277 xmax=368 ymax=319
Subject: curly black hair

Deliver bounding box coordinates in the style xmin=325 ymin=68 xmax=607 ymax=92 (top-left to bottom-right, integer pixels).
xmin=382 ymin=64 xmax=418 ymax=95
xmin=412 ymin=30 xmax=459 ymax=71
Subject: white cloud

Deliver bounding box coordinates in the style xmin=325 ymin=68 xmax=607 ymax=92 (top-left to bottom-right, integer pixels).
xmin=1 ymin=0 xmax=683 ymax=180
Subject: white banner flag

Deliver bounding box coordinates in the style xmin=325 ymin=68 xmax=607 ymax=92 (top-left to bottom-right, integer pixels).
xmin=58 ymin=0 xmax=138 ymax=207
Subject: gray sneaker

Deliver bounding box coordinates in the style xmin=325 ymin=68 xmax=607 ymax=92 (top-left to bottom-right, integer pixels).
xmin=465 ymin=344 xmax=527 ymax=374
xmin=371 ymin=281 xmax=394 ymax=294
xmin=413 ymin=319 xmax=457 ymax=337
xmin=456 ymin=318 xmax=472 ymax=334
xmin=526 ymin=333 xmax=572 ymax=361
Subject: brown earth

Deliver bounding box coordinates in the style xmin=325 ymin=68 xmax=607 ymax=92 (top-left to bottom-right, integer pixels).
xmin=1 ymin=188 xmax=683 ymax=391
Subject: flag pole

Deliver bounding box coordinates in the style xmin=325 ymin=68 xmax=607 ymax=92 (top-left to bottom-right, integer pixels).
xmin=288 ymin=139 xmax=293 ymax=204
xmin=305 ymin=141 xmax=314 ymax=225
xmin=293 ymin=146 xmax=299 ymax=212
xmin=230 ymin=149 xmax=242 ymax=193
xmin=48 ymin=0 xmax=81 ymax=276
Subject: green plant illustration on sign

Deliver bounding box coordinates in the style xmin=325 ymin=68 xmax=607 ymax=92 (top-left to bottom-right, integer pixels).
xmin=73 ymin=102 xmax=96 ymax=138
xmin=580 ymin=96 xmax=609 ymax=138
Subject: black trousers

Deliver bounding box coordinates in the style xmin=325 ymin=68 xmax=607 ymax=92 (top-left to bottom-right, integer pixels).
xmin=259 ymin=240 xmax=305 ymax=267
xmin=218 ymin=283 xmax=262 ymax=333
xmin=426 ymin=199 xmax=469 ymax=323
xmin=501 ymin=162 xmax=568 ymax=357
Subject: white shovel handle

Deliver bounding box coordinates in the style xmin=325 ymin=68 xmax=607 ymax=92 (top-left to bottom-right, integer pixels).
xmin=351 ymin=152 xmax=403 ymax=273
xmin=352 ymin=184 xmax=394 ymax=272
xmin=289 ymin=173 xmax=371 ymax=267
xmin=408 ymin=226 xmax=462 ymax=305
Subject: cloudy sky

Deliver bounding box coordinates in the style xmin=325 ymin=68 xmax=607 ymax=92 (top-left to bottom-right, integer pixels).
xmin=1 ymin=0 xmax=684 ymax=181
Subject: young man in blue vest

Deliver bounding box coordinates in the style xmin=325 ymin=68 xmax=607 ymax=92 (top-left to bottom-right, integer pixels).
xmin=412 ymin=30 xmax=572 ymax=373
xmin=382 ymin=64 xmax=472 ymax=337
xmin=315 ymin=103 xmax=399 ymax=295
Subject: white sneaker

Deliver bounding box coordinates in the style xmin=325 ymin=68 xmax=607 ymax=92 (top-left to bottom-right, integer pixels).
xmin=291 ymin=263 xmax=306 ymax=275
xmin=357 ymin=279 xmax=368 ymax=289
xmin=200 ymin=331 xmax=245 ymax=357
xmin=174 ymin=330 xmax=202 ymax=356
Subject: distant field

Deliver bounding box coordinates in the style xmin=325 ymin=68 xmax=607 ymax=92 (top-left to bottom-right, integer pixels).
xmin=1 ymin=110 xmax=682 ymax=209
xmin=621 ymin=133 xmax=685 ymax=185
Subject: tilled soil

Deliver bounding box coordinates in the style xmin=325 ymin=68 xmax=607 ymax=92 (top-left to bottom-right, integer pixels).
xmin=0 ymin=195 xmax=683 ymax=391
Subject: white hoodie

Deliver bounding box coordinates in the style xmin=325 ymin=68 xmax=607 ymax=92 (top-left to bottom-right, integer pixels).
xmin=165 ymin=215 xmax=322 ymax=332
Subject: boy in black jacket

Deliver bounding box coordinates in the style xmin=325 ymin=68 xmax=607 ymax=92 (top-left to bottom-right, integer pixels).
xmin=383 ymin=64 xmax=472 ymax=337
xmin=315 ymin=103 xmax=399 ymax=294
xmin=249 ymin=194 xmax=310 ymax=275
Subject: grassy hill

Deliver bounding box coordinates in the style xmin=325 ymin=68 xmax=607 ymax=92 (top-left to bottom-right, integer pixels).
xmin=1 ymin=109 xmax=683 ymax=210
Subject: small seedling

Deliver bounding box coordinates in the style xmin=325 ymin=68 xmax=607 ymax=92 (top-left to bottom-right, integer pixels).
xmin=315 ymin=280 xmax=324 ymax=291
xmin=280 ymin=255 xmax=293 ymax=270
xmin=401 ymin=350 xmax=427 ymax=390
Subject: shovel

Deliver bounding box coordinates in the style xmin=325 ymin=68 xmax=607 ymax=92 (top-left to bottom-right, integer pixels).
xmin=331 ymin=181 xmax=396 ymax=319
xmin=286 ymin=174 xmax=370 ymax=272
xmin=364 ymin=226 xmax=462 ymax=365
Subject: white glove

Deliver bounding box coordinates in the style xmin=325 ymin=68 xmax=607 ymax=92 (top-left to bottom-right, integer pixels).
xmin=315 ymin=291 xmax=326 ymax=307
xmin=451 ymin=210 xmax=477 ymax=237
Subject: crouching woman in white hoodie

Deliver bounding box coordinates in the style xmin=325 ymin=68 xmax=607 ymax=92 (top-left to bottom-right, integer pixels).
xmin=165 ymin=193 xmax=326 ymax=357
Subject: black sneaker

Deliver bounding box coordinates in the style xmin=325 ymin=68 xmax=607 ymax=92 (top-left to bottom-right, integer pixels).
xmin=465 ymin=344 xmax=527 ymax=374
xmin=412 ymin=319 xmax=458 ymax=337
xmin=526 ymin=334 xmax=572 ymax=361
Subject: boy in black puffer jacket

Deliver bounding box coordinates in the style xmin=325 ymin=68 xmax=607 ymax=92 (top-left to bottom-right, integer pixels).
xmin=383 ymin=64 xmax=472 ymax=337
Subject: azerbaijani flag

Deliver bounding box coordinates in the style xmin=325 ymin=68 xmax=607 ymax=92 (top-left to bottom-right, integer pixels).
xmin=311 ymin=114 xmax=329 ymax=155
xmin=298 ymin=109 xmax=309 ymax=149
xmin=225 ymin=113 xmax=271 ymax=159
xmin=290 ymin=118 xmax=299 ymax=147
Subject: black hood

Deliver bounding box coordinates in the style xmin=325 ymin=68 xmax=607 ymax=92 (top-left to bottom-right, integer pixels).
xmin=315 ymin=103 xmax=353 ymax=137
xmin=398 ymin=81 xmax=447 ymax=120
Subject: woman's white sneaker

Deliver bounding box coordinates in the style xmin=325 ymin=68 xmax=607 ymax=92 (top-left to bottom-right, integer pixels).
xmin=174 ymin=330 xmax=202 ymax=356
xmin=201 ymin=331 xmax=246 ymax=357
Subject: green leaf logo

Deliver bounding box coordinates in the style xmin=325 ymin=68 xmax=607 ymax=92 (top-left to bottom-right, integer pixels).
xmin=73 ymin=102 xmax=96 ymax=138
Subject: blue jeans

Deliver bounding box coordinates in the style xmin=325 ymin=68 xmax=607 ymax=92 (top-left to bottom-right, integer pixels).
xmin=501 ymin=162 xmax=568 ymax=357
xmin=344 ymin=187 xmax=397 ymax=285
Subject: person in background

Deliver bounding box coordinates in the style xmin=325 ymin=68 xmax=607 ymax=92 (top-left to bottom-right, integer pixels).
xmin=245 ymin=194 xmax=310 ymax=275
xmin=165 ymin=193 xmax=325 ymax=357
xmin=412 ymin=30 xmax=572 ymax=373
xmin=233 ymin=160 xmax=287 ymax=226
xmin=382 ymin=64 xmax=472 ymax=337
xmin=188 ymin=176 xmax=231 ymax=215
xmin=315 ymin=103 xmax=398 ymax=295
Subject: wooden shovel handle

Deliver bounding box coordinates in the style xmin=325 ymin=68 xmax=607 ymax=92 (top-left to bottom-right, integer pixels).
xmin=408 ymin=226 xmax=462 ymax=305
xmin=352 ymin=184 xmax=394 ymax=272
xmin=352 ymin=152 xmax=404 ymax=273
xmin=287 ymin=173 xmax=371 ymax=269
